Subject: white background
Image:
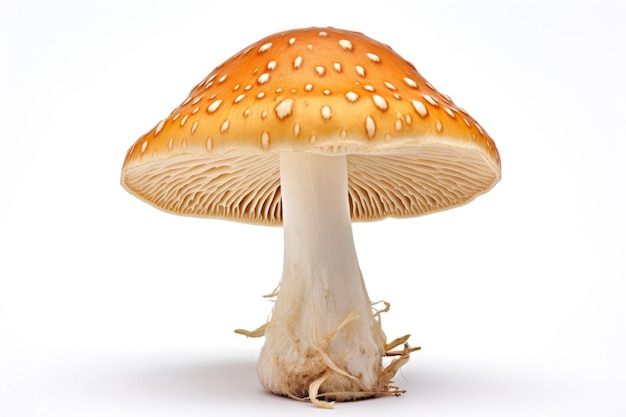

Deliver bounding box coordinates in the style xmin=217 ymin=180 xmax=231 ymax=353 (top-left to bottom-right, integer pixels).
xmin=1 ymin=0 xmax=625 ymax=415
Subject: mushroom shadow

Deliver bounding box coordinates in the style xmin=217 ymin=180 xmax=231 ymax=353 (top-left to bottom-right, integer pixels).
xmin=85 ymin=357 xmax=583 ymax=414
xmin=395 ymin=363 xmax=580 ymax=411
xmin=92 ymin=356 xmax=273 ymax=406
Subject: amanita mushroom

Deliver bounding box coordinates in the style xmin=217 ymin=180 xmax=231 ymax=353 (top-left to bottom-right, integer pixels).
xmin=121 ymin=27 xmax=501 ymax=407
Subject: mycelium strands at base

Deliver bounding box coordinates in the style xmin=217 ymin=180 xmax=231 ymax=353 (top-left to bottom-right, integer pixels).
xmin=256 ymin=152 xmax=412 ymax=407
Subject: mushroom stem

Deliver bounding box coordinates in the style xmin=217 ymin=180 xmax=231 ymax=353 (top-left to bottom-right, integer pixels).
xmin=257 ymin=152 xmax=399 ymax=404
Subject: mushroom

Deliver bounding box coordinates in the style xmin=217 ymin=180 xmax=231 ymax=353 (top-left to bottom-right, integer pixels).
xmin=120 ymin=27 xmax=501 ymax=407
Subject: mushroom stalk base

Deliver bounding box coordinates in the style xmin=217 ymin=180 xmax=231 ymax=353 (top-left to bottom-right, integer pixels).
xmin=255 ymin=152 xmax=413 ymax=407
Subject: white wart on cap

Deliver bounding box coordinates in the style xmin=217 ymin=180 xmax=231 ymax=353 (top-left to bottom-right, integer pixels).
xmin=121 ymin=27 xmax=501 ymax=224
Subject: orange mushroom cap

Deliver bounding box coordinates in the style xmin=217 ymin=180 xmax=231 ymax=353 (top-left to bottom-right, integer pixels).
xmin=121 ymin=27 xmax=501 ymax=225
